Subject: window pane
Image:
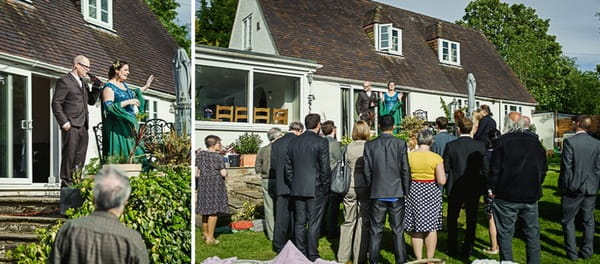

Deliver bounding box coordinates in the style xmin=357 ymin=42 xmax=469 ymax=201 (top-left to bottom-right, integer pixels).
xmin=89 ymin=0 xmax=97 ymax=19
xmin=391 ymin=29 xmax=399 ymax=52
xmin=380 ymin=26 xmax=389 ymax=49
xmin=101 ymin=0 xmax=108 ymax=10
xmin=451 ymin=43 xmax=458 ymax=62
xmin=101 ymin=11 xmax=108 ymax=23
xmin=196 ymin=66 xmax=248 ymax=122
xmin=253 ymin=73 xmax=300 ymax=124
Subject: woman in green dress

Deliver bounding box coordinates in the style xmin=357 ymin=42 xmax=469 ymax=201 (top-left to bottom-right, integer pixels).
xmin=101 ymin=60 xmax=155 ymax=162
xmin=379 ymin=81 xmax=403 ymax=134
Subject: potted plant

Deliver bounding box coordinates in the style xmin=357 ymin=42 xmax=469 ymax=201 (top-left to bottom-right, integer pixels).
xmin=102 ymin=125 xmax=146 ymax=177
xmin=232 ymin=132 xmax=262 ymax=167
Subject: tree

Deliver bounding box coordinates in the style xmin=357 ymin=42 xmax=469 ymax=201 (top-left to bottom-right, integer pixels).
xmin=196 ymin=0 xmax=238 ymax=47
xmin=457 ymin=0 xmax=569 ymax=111
xmin=145 ymin=0 xmax=190 ymax=54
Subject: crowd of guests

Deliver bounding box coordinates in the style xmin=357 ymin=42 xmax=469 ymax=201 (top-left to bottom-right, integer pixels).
xmin=197 ymin=100 xmax=600 ymax=263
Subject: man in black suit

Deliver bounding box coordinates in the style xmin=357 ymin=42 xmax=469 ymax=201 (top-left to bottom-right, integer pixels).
xmin=489 ymin=112 xmax=547 ymax=264
xmin=270 ymin=121 xmax=304 ymax=253
xmin=355 ymin=81 xmax=378 ymax=126
xmin=443 ymin=117 xmax=488 ymax=258
xmin=285 ymin=114 xmax=330 ymax=261
xmin=559 ymin=115 xmax=600 ymax=260
xmin=363 ymin=114 xmax=411 ymax=264
xmin=474 ymin=104 xmax=497 ymax=144
xmin=52 ymin=55 xmax=100 ymax=187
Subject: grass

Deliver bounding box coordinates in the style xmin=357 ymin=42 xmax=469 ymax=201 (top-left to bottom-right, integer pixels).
xmin=197 ymin=164 xmax=600 ymax=263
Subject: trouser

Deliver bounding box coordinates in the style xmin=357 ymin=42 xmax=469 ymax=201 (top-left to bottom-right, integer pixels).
xmin=447 ymin=193 xmax=480 ymax=257
xmin=294 ymin=193 xmax=328 ymax=261
xmin=337 ymin=187 xmax=370 ymax=263
xmin=369 ymin=199 xmax=406 ymax=264
xmin=561 ymin=192 xmax=596 ymax=260
xmin=261 ymin=178 xmax=276 ymax=241
xmin=60 ymin=126 xmax=88 ymax=187
xmin=273 ymin=194 xmax=294 ymax=252
xmin=493 ymin=198 xmax=541 ymax=264
xmin=322 ymin=192 xmax=342 ymax=238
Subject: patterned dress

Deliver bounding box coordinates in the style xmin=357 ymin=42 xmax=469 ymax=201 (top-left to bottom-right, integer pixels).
xmin=196 ymin=150 xmax=230 ymax=215
xmin=404 ymin=151 xmax=443 ymax=232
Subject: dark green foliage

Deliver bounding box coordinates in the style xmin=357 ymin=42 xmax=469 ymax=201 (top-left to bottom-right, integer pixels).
xmin=144 ymin=0 xmax=190 ymax=53
xmin=232 ymin=132 xmax=262 ymax=154
xmin=8 ymin=167 xmax=192 ymax=263
xmin=196 ymin=0 xmax=239 ymax=47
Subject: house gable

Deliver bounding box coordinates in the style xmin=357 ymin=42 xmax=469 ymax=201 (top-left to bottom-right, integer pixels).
xmin=229 ymin=0 xmax=277 ymax=54
xmin=248 ymin=0 xmax=535 ymax=104
xmin=0 ymin=0 xmax=179 ymax=95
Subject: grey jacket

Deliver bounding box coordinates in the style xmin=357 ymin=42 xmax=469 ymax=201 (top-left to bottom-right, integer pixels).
xmin=559 ymin=132 xmax=600 ymax=195
xmin=363 ymin=133 xmax=411 ymax=199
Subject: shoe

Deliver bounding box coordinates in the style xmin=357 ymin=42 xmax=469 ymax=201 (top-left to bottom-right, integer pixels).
xmin=205 ymin=239 xmax=220 ymax=246
xmin=483 ymin=247 xmax=499 ymax=254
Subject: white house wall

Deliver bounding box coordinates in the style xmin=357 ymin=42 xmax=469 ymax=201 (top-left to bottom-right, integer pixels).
xmin=229 ymin=0 xmax=277 ymax=54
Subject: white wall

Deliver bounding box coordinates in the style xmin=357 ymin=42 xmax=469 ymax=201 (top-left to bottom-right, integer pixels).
xmin=229 ymin=0 xmax=277 ymax=54
xmin=310 ymin=80 xmax=341 ymax=127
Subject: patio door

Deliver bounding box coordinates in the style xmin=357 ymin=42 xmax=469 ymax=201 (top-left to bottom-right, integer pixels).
xmin=0 ymin=67 xmax=32 ymax=184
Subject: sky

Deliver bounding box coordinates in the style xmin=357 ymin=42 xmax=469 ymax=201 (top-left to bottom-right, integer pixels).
xmin=175 ymin=0 xmax=192 ymax=36
xmin=377 ymin=0 xmax=600 ymax=72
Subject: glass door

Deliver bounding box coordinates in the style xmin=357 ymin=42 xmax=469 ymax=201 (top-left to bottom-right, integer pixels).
xmin=0 ymin=67 xmax=32 ymax=184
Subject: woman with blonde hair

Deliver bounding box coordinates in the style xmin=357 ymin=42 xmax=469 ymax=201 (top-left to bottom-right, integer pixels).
xmin=338 ymin=120 xmax=371 ymax=264
xmin=471 ymin=110 xmax=483 ymax=137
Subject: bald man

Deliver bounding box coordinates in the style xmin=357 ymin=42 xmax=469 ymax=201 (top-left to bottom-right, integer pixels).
xmin=559 ymin=115 xmax=600 ymax=260
xmin=52 ymin=55 xmax=101 ymax=187
xmin=489 ymin=111 xmax=547 ymax=264
xmin=355 ymin=81 xmax=378 ymax=126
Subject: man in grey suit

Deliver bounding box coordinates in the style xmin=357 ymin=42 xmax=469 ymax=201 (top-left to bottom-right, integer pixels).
xmin=432 ymin=116 xmax=457 ymax=156
xmin=255 ymin=127 xmax=282 ymax=241
xmin=321 ymin=120 xmax=342 ymax=239
xmin=52 ymin=55 xmax=100 ymax=187
xmin=559 ymin=115 xmax=600 ymax=260
xmin=363 ymin=114 xmax=411 ymax=264
xmin=285 ymin=114 xmax=330 ymax=261
xmin=271 ymin=121 xmax=304 ymax=253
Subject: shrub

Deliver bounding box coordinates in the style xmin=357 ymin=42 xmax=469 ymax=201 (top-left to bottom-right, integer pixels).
xmin=232 ymin=132 xmax=262 ymax=154
xmin=145 ymin=131 xmax=191 ymax=169
xmin=7 ymin=166 xmax=191 ymax=263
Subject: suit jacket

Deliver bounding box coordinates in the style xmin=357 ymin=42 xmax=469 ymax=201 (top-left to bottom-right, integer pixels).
xmin=270 ymin=133 xmax=296 ymax=196
xmin=285 ymin=130 xmax=331 ymax=197
xmin=443 ymin=136 xmax=488 ymax=197
xmin=489 ymin=132 xmax=547 ymax=203
xmin=363 ymin=133 xmax=411 ymax=199
xmin=432 ymin=131 xmax=457 ymax=156
xmin=255 ymin=143 xmax=272 ymax=179
xmin=326 ymin=136 xmax=342 ymax=170
xmin=355 ymin=90 xmax=378 ymax=116
xmin=474 ymin=115 xmax=497 ymax=143
xmin=346 ymin=140 xmax=367 ymax=188
xmin=524 ymin=128 xmax=539 ymax=139
xmin=51 ymin=73 xmax=100 ymax=129
xmin=559 ymin=132 xmax=600 ymax=195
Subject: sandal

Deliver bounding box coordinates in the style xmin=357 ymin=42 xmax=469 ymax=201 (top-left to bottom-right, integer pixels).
xmin=205 ymin=239 xmax=220 ymax=246
xmin=483 ymin=247 xmax=499 ymax=254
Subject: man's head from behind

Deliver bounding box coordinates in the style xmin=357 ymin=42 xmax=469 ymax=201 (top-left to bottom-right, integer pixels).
xmin=435 ymin=116 xmax=449 ymax=130
xmin=94 ymin=167 xmax=132 ymax=216
xmin=379 ymin=114 xmax=395 ymax=132
xmin=304 ymin=113 xmax=321 ymax=131
xmin=457 ymin=117 xmax=473 ymax=135
xmin=267 ymin=127 xmax=282 ymax=141
xmin=321 ymin=120 xmax=336 ymax=136
xmin=288 ymin=121 xmax=305 ymax=135
xmin=572 ymin=115 xmax=592 ymax=131
xmin=503 ymin=112 xmax=524 ymax=134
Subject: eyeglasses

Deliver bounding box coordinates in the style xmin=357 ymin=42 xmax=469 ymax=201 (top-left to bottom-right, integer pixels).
xmin=78 ymin=63 xmax=90 ymax=70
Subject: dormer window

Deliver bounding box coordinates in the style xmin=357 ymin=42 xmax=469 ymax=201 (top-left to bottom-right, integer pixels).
xmin=242 ymin=14 xmax=253 ymax=50
xmin=438 ymin=39 xmax=460 ymax=65
xmin=375 ymin=23 xmax=402 ymax=55
xmin=82 ymin=0 xmax=113 ymax=30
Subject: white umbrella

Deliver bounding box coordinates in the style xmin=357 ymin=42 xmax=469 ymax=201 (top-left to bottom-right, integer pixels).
xmin=173 ymin=48 xmax=191 ymax=136
xmin=467 ymin=73 xmax=477 ymax=117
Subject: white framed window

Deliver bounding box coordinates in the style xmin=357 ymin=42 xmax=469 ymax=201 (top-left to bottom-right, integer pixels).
xmin=242 ymin=15 xmax=253 ymax=50
xmin=375 ymin=23 xmax=402 ymax=55
xmin=82 ymin=0 xmax=113 ymax=30
xmin=438 ymin=39 xmax=460 ymax=66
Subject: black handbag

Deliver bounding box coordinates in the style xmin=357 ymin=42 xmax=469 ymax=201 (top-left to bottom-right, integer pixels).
xmin=330 ymin=147 xmax=351 ymax=194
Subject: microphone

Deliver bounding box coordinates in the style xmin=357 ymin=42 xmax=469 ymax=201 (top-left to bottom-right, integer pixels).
xmin=87 ymin=73 xmax=103 ymax=88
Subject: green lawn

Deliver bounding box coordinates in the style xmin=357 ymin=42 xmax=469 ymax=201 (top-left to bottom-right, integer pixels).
xmin=197 ymin=164 xmax=600 ymax=263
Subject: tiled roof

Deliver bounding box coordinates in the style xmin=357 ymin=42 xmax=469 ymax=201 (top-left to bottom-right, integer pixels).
xmin=257 ymin=0 xmax=536 ymax=103
xmin=0 ymin=0 xmax=179 ymax=95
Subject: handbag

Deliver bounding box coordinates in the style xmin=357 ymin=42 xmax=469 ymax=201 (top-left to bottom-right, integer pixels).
xmin=330 ymin=147 xmax=351 ymax=194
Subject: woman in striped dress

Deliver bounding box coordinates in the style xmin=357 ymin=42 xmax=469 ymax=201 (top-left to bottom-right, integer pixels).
xmin=404 ymin=129 xmax=446 ymax=261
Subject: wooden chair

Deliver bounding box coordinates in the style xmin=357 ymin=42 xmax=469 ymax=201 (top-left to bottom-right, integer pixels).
xmin=215 ymin=105 xmax=233 ymax=121
xmin=234 ymin=106 xmax=248 ymax=122
xmin=272 ymin=108 xmax=288 ymax=125
xmin=253 ymin=107 xmax=270 ymax=123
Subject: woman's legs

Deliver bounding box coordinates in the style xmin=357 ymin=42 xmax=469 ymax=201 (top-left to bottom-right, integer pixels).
xmin=410 ymin=232 xmax=424 ymax=260
xmin=424 ymin=231 xmax=437 ymax=259
xmin=207 ymin=215 xmax=218 ymax=242
xmin=488 ymin=214 xmax=499 ymax=250
xmin=202 ymin=215 xmax=209 ymax=240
